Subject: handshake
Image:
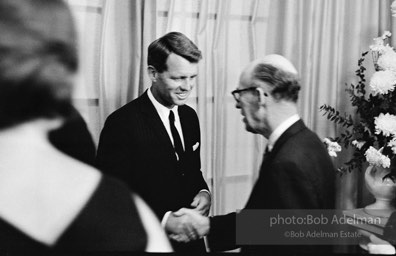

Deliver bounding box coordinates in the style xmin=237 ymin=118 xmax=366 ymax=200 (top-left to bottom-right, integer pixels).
xmin=165 ymin=208 xmax=210 ymax=243
xmin=165 ymin=191 xmax=211 ymax=243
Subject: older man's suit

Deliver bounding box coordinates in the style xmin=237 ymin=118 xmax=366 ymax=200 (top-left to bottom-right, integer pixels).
xmin=384 ymin=211 xmax=396 ymax=246
xmin=96 ymin=90 xmax=208 ymax=251
xmin=208 ymin=120 xmax=335 ymax=253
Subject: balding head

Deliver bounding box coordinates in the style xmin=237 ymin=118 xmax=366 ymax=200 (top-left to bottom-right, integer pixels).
xmin=240 ymin=54 xmax=300 ymax=103
xmin=242 ymin=54 xmax=298 ymax=76
xmin=259 ymin=54 xmax=298 ymax=75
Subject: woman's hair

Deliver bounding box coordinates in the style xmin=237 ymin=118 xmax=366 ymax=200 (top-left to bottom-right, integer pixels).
xmin=147 ymin=32 xmax=202 ymax=73
xmin=0 ymin=0 xmax=77 ymax=129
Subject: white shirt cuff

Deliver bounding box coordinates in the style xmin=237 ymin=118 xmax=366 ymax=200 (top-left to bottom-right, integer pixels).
xmin=161 ymin=211 xmax=172 ymax=228
xmin=199 ymin=189 xmax=211 ymax=197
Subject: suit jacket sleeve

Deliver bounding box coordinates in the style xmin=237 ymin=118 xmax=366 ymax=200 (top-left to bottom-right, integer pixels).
xmin=207 ymin=212 xmax=238 ymax=252
xmin=96 ymin=114 xmax=134 ymax=181
xmin=384 ymin=211 xmax=396 ymax=245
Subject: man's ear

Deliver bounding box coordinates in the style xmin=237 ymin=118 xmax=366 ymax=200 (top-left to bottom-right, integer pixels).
xmin=147 ymin=65 xmax=158 ymax=82
xmin=256 ymin=87 xmax=268 ymax=106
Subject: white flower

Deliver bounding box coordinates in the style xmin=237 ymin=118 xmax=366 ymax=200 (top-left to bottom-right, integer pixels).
xmin=388 ymin=137 xmax=396 ymax=154
xmin=323 ymin=138 xmax=342 ymax=157
xmin=382 ymin=31 xmax=392 ymax=39
xmin=328 ymin=151 xmax=337 ymax=157
xmin=371 ymin=44 xmax=394 ymax=56
xmin=352 ymin=140 xmax=365 ymax=150
xmin=369 ymin=70 xmax=396 ymax=95
xmin=377 ymin=47 xmax=396 ymax=71
xmin=374 ymin=113 xmax=396 ymax=137
xmin=365 ymin=146 xmax=391 ymax=168
xmin=369 ymin=32 xmax=391 ymax=52
xmin=392 ymin=1 xmax=396 ymax=17
xmin=370 ymin=37 xmax=385 ymax=52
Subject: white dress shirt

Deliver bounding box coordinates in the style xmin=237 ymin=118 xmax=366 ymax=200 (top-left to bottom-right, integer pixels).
xmin=147 ymin=88 xmax=185 ymax=149
xmin=266 ymin=114 xmax=300 ymax=152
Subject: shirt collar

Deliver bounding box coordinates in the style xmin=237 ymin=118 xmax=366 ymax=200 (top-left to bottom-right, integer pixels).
xmin=147 ymin=87 xmax=179 ymax=121
xmin=267 ymin=114 xmax=300 ymax=152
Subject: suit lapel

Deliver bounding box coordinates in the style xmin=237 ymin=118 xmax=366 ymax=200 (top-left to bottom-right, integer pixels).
xmin=259 ymin=120 xmax=306 ymax=175
xmin=138 ymin=91 xmax=176 ymax=159
xmin=269 ymin=119 xmax=306 ymax=159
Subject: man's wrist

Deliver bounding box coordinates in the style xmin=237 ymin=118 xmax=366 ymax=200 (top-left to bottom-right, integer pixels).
xmin=161 ymin=211 xmax=172 ymax=229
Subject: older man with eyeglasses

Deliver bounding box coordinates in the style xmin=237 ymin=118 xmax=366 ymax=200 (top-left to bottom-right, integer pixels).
xmin=170 ymin=54 xmax=336 ymax=254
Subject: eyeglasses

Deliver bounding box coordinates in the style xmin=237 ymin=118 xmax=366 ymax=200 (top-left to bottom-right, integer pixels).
xmin=231 ymin=87 xmax=258 ymax=101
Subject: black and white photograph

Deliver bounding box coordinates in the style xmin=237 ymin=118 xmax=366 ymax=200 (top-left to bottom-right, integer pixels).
xmin=0 ymin=0 xmax=396 ymax=254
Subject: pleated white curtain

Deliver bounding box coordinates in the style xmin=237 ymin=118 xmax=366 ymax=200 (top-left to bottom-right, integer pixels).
xmin=98 ymin=0 xmax=159 ymax=126
xmin=67 ymin=0 xmax=393 ymax=218
xmin=65 ymin=0 xmax=157 ymax=142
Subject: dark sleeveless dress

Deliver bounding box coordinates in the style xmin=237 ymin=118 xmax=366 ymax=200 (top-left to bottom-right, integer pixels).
xmin=0 ymin=176 xmax=147 ymax=252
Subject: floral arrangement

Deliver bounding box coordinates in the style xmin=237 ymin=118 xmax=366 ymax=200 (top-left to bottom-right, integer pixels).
xmin=320 ymin=31 xmax=396 ymax=181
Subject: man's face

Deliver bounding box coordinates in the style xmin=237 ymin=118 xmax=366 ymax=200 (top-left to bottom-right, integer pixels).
xmin=151 ymin=53 xmax=198 ymax=108
xmin=233 ymin=72 xmax=266 ymax=134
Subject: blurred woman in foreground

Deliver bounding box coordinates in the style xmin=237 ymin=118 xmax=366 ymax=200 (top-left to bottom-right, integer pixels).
xmin=0 ymin=0 xmax=171 ymax=252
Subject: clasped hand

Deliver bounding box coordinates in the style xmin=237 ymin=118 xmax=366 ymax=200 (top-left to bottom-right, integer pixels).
xmin=165 ymin=208 xmax=210 ymax=243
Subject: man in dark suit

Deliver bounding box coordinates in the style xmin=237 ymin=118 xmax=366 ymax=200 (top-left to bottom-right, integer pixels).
xmin=169 ymin=54 xmax=335 ymax=254
xmin=95 ymin=32 xmax=210 ymax=252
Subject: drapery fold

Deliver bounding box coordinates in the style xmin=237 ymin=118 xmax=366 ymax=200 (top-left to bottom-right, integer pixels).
xmin=98 ymin=0 xmax=158 ymax=125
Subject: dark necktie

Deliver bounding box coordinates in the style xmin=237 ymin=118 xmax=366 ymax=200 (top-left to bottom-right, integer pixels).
xmin=169 ymin=110 xmax=184 ymax=161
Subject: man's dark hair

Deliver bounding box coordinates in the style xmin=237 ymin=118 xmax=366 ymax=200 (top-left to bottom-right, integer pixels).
xmin=253 ymin=63 xmax=301 ymax=102
xmin=147 ymin=32 xmax=202 ymax=72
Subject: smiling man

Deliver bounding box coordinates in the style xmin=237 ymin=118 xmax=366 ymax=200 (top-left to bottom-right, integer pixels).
xmin=96 ymin=32 xmax=210 ymax=252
